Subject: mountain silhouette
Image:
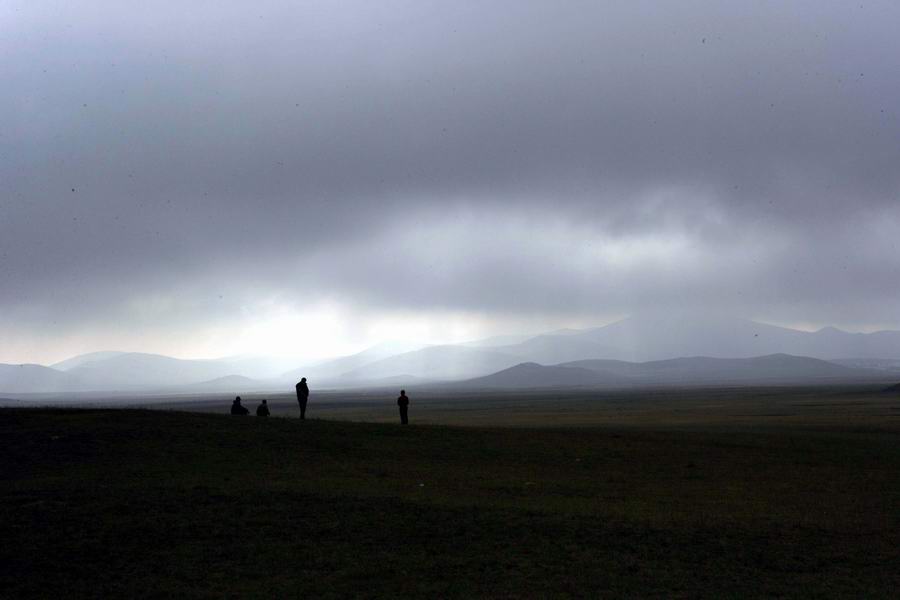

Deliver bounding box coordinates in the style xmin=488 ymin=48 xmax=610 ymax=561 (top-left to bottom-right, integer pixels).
xmin=8 ymin=315 xmax=900 ymax=394
xmin=460 ymin=362 xmax=630 ymax=388
xmin=455 ymin=354 xmax=877 ymax=389
xmin=0 ymin=363 xmax=82 ymax=394
xmin=67 ymin=353 xmax=244 ymax=389
xmin=51 ymin=351 xmax=127 ymax=371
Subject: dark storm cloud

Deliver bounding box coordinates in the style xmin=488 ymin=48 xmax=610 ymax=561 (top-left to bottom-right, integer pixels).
xmin=2 ymin=1 xmax=900 ymax=359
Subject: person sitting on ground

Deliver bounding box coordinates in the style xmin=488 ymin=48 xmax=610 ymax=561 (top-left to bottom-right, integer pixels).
xmin=256 ymin=399 xmax=270 ymax=417
xmin=231 ymin=396 xmax=249 ymax=415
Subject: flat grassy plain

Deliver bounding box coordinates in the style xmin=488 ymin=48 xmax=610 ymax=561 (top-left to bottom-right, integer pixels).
xmin=2 ymin=386 xmax=899 ymax=597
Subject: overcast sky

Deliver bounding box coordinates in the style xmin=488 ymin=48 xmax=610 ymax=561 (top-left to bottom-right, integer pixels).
xmin=3 ymin=1 xmax=899 ymax=364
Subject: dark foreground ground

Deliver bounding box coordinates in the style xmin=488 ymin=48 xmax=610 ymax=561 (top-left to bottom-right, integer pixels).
xmin=1 ymin=396 xmax=899 ymax=597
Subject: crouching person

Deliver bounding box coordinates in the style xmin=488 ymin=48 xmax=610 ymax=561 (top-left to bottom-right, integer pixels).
xmin=231 ymin=396 xmax=249 ymax=415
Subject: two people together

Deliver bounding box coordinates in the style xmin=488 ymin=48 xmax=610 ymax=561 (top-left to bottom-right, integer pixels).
xmin=230 ymin=396 xmax=269 ymax=416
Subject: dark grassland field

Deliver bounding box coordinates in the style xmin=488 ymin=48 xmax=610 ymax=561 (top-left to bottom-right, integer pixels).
xmin=2 ymin=386 xmax=899 ymax=597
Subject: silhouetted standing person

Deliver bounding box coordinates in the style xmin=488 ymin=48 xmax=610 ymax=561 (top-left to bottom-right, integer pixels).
xmin=397 ymin=389 xmax=409 ymax=425
xmin=295 ymin=377 xmax=309 ymax=419
xmin=231 ymin=396 xmax=249 ymax=415
xmin=256 ymin=399 xmax=270 ymax=417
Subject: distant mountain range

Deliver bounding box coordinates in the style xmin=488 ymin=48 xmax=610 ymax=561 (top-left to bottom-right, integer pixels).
xmin=297 ymin=315 xmax=900 ymax=383
xmin=65 ymin=353 xmax=247 ymax=389
xmin=460 ymin=354 xmax=873 ymax=389
xmin=3 ymin=315 xmax=900 ymax=395
xmin=460 ymin=363 xmax=631 ymax=389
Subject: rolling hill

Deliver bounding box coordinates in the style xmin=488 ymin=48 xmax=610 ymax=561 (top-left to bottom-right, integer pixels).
xmin=566 ymin=354 xmax=868 ymax=383
xmin=51 ymin=351 xmax=127 ymax=371
xmin=66 ymin=353 xmax=242 ymax=389
xmin=460 ymin=362 xmax=630 ymax=388
xmin=455 ymin=354 xmax=877 ymax=389
xmin=0 ymin=364 xmax=81 ymax=394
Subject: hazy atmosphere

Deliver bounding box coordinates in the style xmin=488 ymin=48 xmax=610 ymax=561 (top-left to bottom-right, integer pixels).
xmin=3 ymin=1 xmax=900 ymax=365
xmin=4 ymin=5 xmax=900 ymax=598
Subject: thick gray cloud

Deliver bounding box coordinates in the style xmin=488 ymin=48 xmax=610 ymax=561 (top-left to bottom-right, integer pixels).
xmin=2 ymin=1 xmax=900 ymax=362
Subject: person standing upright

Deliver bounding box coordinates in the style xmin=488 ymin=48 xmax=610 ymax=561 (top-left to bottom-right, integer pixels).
xmin=397 ymin=389 xmax=409 ymax=425
xmin=295 ymin=377 xmax=310 ymax=419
